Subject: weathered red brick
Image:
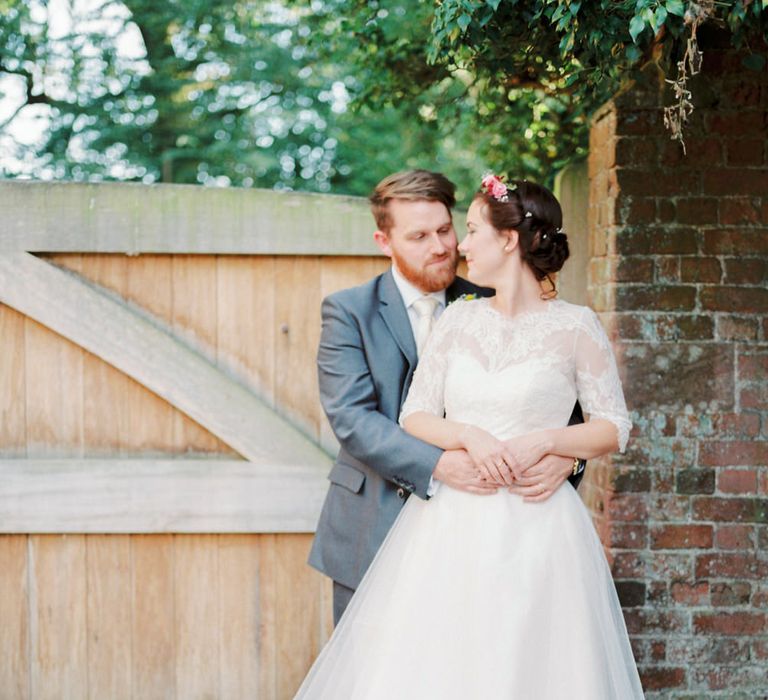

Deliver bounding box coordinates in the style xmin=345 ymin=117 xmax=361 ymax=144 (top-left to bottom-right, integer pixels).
xmin=676 ymin=468 xmax=715 ymax=494
xmin=670 ymin=580 xmax=709 ymax=605
xmin=739 ymin=386 xmax=766 ymax=411
xmin=700 ymin=285 xmax=768 ymax=313
xmin=654 ymin=257 xmax=680 ymax=283
xmin=674 ymin=197 xmax=720 ymax=225
xmin=607 ymin=493 xmax=648 ymax=521
xmin=718 ymin=469 xmax=758 ymax=494
xmin=715 ymin=524 xmax=756 ymax=550
xmin=624 ymin=609 xmax=688 ymax=635
xmin=615 ymin=580 xmax=646 ymax=607
xmin=715 ymin=315 xmax=759 ymax=341
xmin=693 ymin=496 xmax=768 ymax=523
xmin=638 ymin=666 xmax=686 ymax=690
xmin=617 ymin=285 xmax=696 ymax=311
xmin=660 ymin=136 xmax=723 ymax=167
xmin=651 ymin=524 xmax=713 ymax=549
xmin=696 ymin=552 xmax=767 ymax=579
xmin=710 ymin=581 xmax=752 ymax=606
xmin=718 ymin=197 xmax=761 ymax=225
xmin=706 ymin=110 xmax=766 ymax=135
xmin=693 ymin=611 xmax=766 ymax=636
xmin=721 ymin=80 xmax=763 ymax=108
xmin=609 ymin=523 xmax=648 ymax=549
xmin=680 ymin=257 xmax=722 ymax=283
xmin=619 ymin=169 xmax=700 ymax=197
xmin=725 ymin=138 xmax=765 ymax=166
xmin=617 ymin=227 xmax=699 ymax=255
xmin=738 ymin=351 xmax=768 ymax=377
xmin=618 ymin=197 xmax=657 ymax=225
xmin=702 ymin=228 xmax=768 ymax=254
xmin=612 ymin=551 xmax=645 ymax=578
xmin=723 ymin=257 xmax=768 ymax=285
xmin=699 ymin=441 xmax=768 ymax=467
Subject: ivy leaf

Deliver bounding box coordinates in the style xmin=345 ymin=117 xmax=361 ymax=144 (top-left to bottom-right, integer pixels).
xmin=629 ymin=15 xmax=645 ymax=42
xmin=665 ymin=0 xmax=685 ymax=17
xmin=655 ymin=6 xmax=667 ymax=28
xmin=570 ymin=1 xmax=582 ymax=16
xmin=487 ymin=0 xmax=503 ymax=10
xmin=457 ymin=13 xmax=472 ymax=32
xmin=742 ymin=53 xmax=766 ymax=71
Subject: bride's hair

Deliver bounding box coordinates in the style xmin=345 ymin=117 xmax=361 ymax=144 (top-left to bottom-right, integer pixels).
xmin=475 ymin=180 xmax=570 ymax=295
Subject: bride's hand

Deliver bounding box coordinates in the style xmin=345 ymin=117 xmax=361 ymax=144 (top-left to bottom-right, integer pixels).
xmin=459 ymin=425 xmax=518 ymax=486
xmin=503 ymin=432 xmax=552 ymax=473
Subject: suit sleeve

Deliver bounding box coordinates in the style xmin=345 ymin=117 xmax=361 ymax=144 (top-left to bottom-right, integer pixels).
xmin=317 ymin=294 xmax=442 ymax=499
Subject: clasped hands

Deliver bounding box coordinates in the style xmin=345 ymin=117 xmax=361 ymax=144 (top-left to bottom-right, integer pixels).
xmin=459 ymin=424 xmax=570 ymax=503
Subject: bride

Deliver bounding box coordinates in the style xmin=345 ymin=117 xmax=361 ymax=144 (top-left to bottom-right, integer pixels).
xmin=295 ymin=175 xmax=645 ymax=699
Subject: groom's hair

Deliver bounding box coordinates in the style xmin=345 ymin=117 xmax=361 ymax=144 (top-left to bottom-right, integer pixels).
xmin=369 ymin=170 xmax=456 ymax=233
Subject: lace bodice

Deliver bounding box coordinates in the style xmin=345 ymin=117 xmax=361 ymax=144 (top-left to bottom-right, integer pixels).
xmin=400 ymin=297 xmax=631 ymax=451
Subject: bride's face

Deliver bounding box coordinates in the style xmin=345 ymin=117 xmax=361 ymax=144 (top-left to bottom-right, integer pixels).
xmin=459 ymin=199 xmax=512 ymax=287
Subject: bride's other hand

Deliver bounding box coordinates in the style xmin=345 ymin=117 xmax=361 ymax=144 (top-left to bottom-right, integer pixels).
xmin=459 ymin=425 xmax=518 ymax=486
xmin=503 ymin=432 xmax=552 ymax=474
xmin=507 ymin=454 xmax=573 ymax=503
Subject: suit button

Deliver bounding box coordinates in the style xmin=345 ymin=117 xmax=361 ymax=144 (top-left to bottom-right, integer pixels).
xmin=397 ymin=487 xmax=406 ymax=499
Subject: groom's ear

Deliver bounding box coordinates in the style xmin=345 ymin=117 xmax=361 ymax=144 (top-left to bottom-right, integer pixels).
xmin=373 ymin=230 xmax=393 ymax=258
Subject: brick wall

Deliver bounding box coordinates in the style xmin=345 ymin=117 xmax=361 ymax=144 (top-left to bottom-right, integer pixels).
xmin=586 ymin=28 xmax=768 ymax=698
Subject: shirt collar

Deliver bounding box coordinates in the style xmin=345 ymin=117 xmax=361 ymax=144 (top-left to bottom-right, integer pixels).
xmin=391 ymin=263 xmax=446 ymax=310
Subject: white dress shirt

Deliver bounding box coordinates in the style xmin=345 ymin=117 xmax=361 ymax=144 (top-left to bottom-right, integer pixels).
xmin=390 ymin=264 xmax=446 ymax=338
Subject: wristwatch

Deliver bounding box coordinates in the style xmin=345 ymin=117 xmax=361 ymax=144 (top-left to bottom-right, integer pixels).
xmin=572 ymin=457 xmax=580 ymax=476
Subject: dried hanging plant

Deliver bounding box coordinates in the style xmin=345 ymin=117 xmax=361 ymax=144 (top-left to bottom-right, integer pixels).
xmin=662 ymin=1 xmax=713 ymax=153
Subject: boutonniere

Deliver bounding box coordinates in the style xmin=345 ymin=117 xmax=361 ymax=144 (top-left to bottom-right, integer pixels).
xmin=450 ymin=293 xmax=478 ymax=305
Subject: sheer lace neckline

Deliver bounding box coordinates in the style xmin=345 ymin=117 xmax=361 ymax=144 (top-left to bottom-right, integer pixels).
xmin=479 ymin=297 xmax=561 ymax=324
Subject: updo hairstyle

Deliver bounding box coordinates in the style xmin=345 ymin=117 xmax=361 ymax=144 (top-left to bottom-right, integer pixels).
xmin=474 ymin=180 xmax=570 ymax=296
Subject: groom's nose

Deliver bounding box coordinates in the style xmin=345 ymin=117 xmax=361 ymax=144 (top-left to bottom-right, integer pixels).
xmin=428 ymin=232 xmax=449 ymax=254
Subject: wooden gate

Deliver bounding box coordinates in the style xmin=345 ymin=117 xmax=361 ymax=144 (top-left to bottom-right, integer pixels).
xmin=0 ymin=181 xmax=388 ymax=699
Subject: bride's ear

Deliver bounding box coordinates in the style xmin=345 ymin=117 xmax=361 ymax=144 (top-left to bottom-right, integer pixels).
xmin=502 ymin=229 xmax=519 ymax=253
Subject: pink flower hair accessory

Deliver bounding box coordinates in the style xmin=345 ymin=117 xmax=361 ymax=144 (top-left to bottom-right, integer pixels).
xmin=481 ymin=172 xmax=512 ymax=203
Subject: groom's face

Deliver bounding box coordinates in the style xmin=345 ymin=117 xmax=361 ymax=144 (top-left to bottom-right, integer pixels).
xmin=374 ymin=198 xmax=459 ymax=293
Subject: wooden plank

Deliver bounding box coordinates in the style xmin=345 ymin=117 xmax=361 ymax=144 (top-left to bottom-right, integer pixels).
xmin=216 ymin=255 xmax=277 ymax=407
xmin=29 ymin=534 xmax=87 ymax=700
xmin=171 ymin=254 xmax=230 ymax=454
xmin=0 ymin=459 xmax=328 ymax=533
xmin=132 ymin=534 xmax=176 ymax=699
xmin=79 ymin=256 xmax=134 ymax=455
xmin=274 ymin=257 xmax=323 ymax=442
xmin=24 ymin=317 xmax=84 ymax=458
xmin=218 ymin=534 xmax=260 ymax=699
xmin=275 ymin=534 xmax=322 ymax=700
xmin=86 ymin=535 xmax=132 ymax=700
xmin=124 ymin=255 xmax=181 ymax=452
xmin=0 ymin=535 xmax=30 ymax=699
xmin=0 ymin=252 xmax=331 ymax=467
xmin=0 ymin=180 xmax=380 ymax=256
xmin=174 ymin=534 xmax=219 ymax=699
xmin=0 ymin=304 xmax=26 ymax=457
xmin=257 ymin=534 xmax=278 ymax=700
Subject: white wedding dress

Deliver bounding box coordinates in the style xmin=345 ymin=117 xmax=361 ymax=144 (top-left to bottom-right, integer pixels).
xmin=295 ymin=297 xmax=645 ymax=699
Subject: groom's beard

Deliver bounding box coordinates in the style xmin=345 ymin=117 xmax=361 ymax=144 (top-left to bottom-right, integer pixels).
xmin=391 ymin=248 xmax=459 ymax=293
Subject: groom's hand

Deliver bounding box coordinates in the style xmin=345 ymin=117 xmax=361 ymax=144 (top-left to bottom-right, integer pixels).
xmin=507 ymin=454 xmax=573 ymax=503
xmin=433 ymin=449 xmax=499 ymax=495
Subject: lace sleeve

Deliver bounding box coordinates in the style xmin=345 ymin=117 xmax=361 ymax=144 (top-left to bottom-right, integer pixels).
xmin=574 ymin=307 xmax=632 ymax=452
xmin=398 ymin=300 xmax=463 ymax=425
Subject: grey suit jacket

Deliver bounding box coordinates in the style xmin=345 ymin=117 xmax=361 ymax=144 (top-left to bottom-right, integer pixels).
xmin=308 ymin=269 xmax=583 ymax=590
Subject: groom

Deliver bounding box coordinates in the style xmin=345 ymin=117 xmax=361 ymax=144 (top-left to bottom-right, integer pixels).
xmin=309 ymin=169 xmax=585 ymax=624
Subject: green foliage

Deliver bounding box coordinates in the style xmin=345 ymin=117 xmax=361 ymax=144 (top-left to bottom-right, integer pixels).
xmin=304 ymin=0 xmax=766 ymax=185
xmin=0 ymin=0 xmax=479 ymax=195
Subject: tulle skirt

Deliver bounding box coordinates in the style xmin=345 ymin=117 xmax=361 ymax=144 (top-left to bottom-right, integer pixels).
xmin=295 ymin=484 xmax=644 ymax=699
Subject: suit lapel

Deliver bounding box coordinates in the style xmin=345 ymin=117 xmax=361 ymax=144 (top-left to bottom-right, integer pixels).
xmin=378 ymin=269 xmax=418 ymax=368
